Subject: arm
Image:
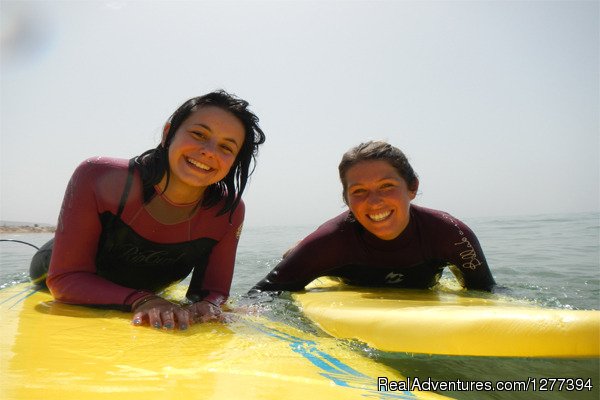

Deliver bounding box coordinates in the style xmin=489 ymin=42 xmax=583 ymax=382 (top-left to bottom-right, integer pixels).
xmin=190 ymin=201 xmax=245 ymax=305
xmin=185 ymin=201 xmax=245 ymax=322
xmin=251 ymin=252 xmax=314 ymax=292
xmin=47 ymin=159 xmax=149 ymax=308
xmin=48 ymin=159 xmax=191 ymax=330
xmin=442 ymin=217 xmax=496 ymax=291
xmin=251 ymin=217 xmax=345 ymax=293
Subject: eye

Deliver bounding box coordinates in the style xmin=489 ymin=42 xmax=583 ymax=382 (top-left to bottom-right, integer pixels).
xmin=380 ymin=182 xmax=396 ymax=190
xmin=220 ymin=144 xmax=234 ymax=154
xmin=190 ymin=130 xmax=207 ymax=140
xmin=350 ymin=188 xmax=366 ymax=196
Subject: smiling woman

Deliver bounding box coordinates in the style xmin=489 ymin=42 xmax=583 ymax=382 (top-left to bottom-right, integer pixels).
xmin=252 ymin=140 xmax=495 ymax=293
xmin=28 ymin=90 xmax=266 ymax=331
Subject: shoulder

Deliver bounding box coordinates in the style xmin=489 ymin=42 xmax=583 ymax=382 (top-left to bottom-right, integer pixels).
xmin=302 ymin=211 xmax=354 ymax=244
xmin=228 ymin=198 xmax=245 ymax=227
xmin=411 ymin=204 xmax=475 ymax=237
xmin=212 ymin=197 xmax=245 ymax=222
xmin=412 ymin=204 xmax=457 ymax=225
xmin=191 ymin=198 xmax=245 ymax=239
xmin=278 ymin=211 xmax=353 ymax=265
xmin=73 ymin=156 xmax=130 ymax=180
xmin=77 ymin=156 xmax=129 ymax=170
xmin=233 ymin=198 xmax=245 ymax=217
xmin=70 ymin=157 xmax=134 ymax=198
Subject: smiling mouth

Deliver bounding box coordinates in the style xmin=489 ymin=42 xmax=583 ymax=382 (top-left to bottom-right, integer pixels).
xmin=367 ymin=210 xmax=392 ymax=222
xmin=186 ymin=157 xmax=213 ymax=171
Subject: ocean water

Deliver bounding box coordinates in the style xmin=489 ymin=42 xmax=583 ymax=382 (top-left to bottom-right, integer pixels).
xmin=1 ymin=211 xmax=599 ymax=399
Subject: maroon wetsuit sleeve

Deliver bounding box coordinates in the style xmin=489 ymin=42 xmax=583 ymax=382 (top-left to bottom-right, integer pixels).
xmin=194 ymin=201 xmax=245 ymax=306
xmin=434 ymin=213 xmax=496 ymax=291
xmin=252 ymin=216 xmax=346 ymax=292
xmin=46 ymin=159 xmax=146 ymax=308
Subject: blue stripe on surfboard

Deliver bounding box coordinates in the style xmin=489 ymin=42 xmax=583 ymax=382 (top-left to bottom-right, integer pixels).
xmin=243 ymin=319 xmax=416 ymax=399
xmin=244 ymin=320 xmax=366 ymax=377
xmin=0 ymin=285 xmax=38 ymax=309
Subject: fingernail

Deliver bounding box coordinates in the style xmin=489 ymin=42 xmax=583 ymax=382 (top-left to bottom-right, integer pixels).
xmin=133 ymin=318 xmax=141 ymax=325
xmin=164 ymin=323 xmax=173 ymax=329
xmin=153 ymin=322 xmax=161 ymax=329
xmin=180 ymin=323 xmax=188 ymax=330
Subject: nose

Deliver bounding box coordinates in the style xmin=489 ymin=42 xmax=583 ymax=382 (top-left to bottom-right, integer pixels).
xmin=366 ymin=191 xmax=383 ymax=207
xmin=199 ymin=139 xmax=217 ymax=158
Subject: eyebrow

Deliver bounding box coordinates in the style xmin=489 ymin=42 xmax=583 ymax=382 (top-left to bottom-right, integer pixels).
xmin=190 ymin=123 xmax=212 ymax=132
xmin=223 ymin=137 xmax=240 ymax=148
xmin=347 ymin=176 xmax=401 ymax=189
xmin=190 ymin=124 xmax=241 ymax=148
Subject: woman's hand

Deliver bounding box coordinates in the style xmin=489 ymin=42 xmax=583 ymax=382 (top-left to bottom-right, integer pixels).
xmin=132 ymin=296 xmax=190 ymax=330
xmin=186 ymin=300 xmax=225 ymax=323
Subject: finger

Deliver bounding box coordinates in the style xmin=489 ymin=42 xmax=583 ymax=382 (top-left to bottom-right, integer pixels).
xmin=173 ymin=308 xmax=190 ymax=330
xmin=149 ymin=307 xmax=162 ymax=329
xmin=200 ymin=310 xmax=222 ymax=323
xmin=187 ymin=304 xmax=201 ymax=323
xmin=212 ymin=305 xmax=222 ymax=316
xmin=214 ymin=312 xmax=231 ymax=323
xmin=220 ymin=312 xmax=237 ymax=323
xmin=132 ymin=311 xmax=147 ymax=326
xmin=204 ymin=303 xmax=222 ymax=317
xmin=200 ymin=313 xmax=215 ymax=323
xmin=161 ymin=309 xmax=176 ymax=330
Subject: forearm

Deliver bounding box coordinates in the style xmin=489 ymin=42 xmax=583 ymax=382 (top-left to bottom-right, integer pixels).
xmin=47 ymin=270 xmax=145 ymax=308
xmin=465 ymin=266 xmax=496 ymax=291
xmin=189 ymin=202 xmax=245 ymax=305
xmin=251 ymin=273 xmax=308 ymax=293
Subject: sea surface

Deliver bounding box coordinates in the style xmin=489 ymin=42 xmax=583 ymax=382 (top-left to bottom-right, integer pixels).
xmin=1 ymin=211 xmax=599 ymax=399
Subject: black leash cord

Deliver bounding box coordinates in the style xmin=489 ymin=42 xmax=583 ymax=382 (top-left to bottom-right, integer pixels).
xmin=0 ymin=239 xmax=40 ymax=251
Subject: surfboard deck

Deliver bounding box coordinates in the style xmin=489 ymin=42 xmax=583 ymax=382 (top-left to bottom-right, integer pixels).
xmin=293 ymin=278 xmax=600 ymax=358
xmin=0 ymin=283 xmax=449 ymax=400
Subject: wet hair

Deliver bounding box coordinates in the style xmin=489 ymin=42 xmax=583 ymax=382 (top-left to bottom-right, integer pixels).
xmin=135 ymin=90 xmax=266 ymax=217
xmin=338 ymin=140 xmax=418 ymax=204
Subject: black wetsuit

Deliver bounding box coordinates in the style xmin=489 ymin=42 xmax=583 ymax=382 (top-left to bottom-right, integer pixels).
xmin=253 ymin=205 xmax=495 ymax=292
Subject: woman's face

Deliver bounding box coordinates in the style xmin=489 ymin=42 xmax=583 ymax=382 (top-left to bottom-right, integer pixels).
xmin=345 ymin=160 xmax=417 ymax=240
xmin=165 ymin=106 xmax=245 ymax=195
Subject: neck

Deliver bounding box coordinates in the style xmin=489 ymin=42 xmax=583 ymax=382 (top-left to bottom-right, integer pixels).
xmin=155 ymin=178 xmax=205 ymax=207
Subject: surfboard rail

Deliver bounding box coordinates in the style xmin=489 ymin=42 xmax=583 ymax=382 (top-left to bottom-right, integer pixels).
xmin=293 ymin=278 xmax=600 ymax=358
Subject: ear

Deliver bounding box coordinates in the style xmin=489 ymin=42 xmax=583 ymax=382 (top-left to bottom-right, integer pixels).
xmin=408 ymin=178 xmax=419 ymax=200
xmin=161 ymin=123 xmax=171 ymax=147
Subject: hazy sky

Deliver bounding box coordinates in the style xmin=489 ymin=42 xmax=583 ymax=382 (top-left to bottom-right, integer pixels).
xmin=1 ymin=0 xmax=598 ymax=228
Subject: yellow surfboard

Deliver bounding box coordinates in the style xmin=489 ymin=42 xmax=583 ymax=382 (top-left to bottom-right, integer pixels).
xmin=0 ymin=283 xmax=449 ymax=400
xmin=293 ymin=278 xmax=600 ymax=358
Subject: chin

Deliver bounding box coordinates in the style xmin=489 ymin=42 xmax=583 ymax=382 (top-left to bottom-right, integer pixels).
xmin=367 ymin=225 xmax=401 ymax=240
xmin=375 ymin=233 xmax=396 ymax=241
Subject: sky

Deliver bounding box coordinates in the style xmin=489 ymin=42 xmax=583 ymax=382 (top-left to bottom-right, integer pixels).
xmin=1 ymin=0 xmax=598 ymax=228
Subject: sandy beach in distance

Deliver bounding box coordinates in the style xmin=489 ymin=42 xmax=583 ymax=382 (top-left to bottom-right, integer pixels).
xmin=0 ymin=225 xmax=56 ymax=234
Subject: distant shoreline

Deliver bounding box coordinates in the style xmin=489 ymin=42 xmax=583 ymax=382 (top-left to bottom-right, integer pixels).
xmin=0 ymin=225 xmax=56 ymax=233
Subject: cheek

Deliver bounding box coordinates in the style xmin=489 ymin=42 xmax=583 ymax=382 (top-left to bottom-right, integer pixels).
xmin=215 ymin=154 xmax=238 ymax=179
xmin=167 ymin=147 xmax=177 ymax=167
xmin=347 ymin=198 xmax=364 ymax=215
xmin=388 ymin=189 xmax=411 ymax=204
xmin=166 ymin=136 xmax=186 ymax=158
xmin=220 ymin=153 xmax=237 ymax=171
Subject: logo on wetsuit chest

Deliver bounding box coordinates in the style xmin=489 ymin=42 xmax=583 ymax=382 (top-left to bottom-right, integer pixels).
xmin=384 ymin=272 xmax=404 ymax=284
xmin=118 ymin=244 xmax=187 ymax=266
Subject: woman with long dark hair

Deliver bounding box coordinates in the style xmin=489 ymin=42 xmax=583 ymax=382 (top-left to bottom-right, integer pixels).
xmin=31 ymin=90 xmax=265 ymax=330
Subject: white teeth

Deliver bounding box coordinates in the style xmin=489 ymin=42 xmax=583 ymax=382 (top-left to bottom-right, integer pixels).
xmin=187 ymin=158 xmax=211 ymax=171
xmin=368 ymin=211 xmax=391 ymax=222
